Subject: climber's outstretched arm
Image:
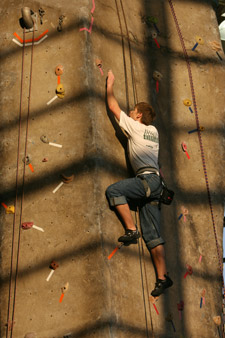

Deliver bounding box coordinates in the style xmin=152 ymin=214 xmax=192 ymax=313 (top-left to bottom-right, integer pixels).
xmin=107 ymin=70 xmax=121 ymax=121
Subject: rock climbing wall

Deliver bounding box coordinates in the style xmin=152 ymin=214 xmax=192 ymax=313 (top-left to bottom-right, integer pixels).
xmin=0 ymin=0 xmax=224 ymax=337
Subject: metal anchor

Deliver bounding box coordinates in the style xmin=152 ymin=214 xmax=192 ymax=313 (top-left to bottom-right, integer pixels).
xmin=57 ymin=15 xmax=65 ymax=32
xmin=38 ymin=7 xmax=45 ymax=25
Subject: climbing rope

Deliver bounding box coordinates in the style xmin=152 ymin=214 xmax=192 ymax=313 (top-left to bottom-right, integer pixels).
xmin=168 ymin=0 xmax=224 ymax=318
xmin=6 ymin=27 xmax=35 ymax=338
xmin=136 ymin=223 xmax=151 ymax=337
xmin=6 ymin=27 xmax=26 ymax=338
xmin=114 ymin=1 xmax=154 ymax=336
xmin=135 ymin=212 xmax=155 ymax=338
xmin=119 ymin=0 xmax=138 ymax=106
xmin=114 ymin=0 xmax=130 ymax=113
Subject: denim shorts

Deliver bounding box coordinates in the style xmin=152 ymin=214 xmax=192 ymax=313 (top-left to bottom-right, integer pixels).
xmin=106 ymin=174 xmax=165 ymax=251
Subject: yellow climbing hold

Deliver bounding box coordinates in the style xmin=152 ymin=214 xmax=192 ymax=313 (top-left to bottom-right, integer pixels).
xmin=6 ymin=206 xmax=15 ymax=214
xmin=56 ymin=84 xmax=65 ymax=93
xmin=56 ymin=93 xmax=65 ymax=99
xmin=56 ymin=83 xmax=65 ymax=99
xmin=196 ymin=36 xmax=204 ymax=45
xmin=183 ymin=99 xmax=192 ymax=106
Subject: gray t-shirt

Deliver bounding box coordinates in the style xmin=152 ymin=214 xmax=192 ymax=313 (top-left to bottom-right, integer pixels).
xmin=119 ymin=110 xmax=159 ymax=174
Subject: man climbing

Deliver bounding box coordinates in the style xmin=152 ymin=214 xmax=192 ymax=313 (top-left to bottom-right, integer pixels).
xmin=105 ymin=70 xmax=173 ymax=297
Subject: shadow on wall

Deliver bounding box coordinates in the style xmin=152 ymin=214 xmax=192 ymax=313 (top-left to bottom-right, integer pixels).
xmin=0 ymin=227 xmax=218 ymax=287
xmin=54 ymin=317 xmax=187 ymax=338
xmin=55 ymin=318 xmax=159 ymax=338
xmin=0 ymin=18 xmax=223 ymax=136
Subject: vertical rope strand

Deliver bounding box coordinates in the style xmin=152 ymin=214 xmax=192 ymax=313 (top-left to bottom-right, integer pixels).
xmin=119 ymin=0 xmax=138 ymax=105
xmin=10 ymin=28 xmax=35 ymax=338
xmin=114 ymin=0 xmax=130 ymax=112
xmin=135 ymin=213 xmax=151 ymax=338
xmin=136 ymin=211 xmax=155 ymax=338
xmin=6 ymin=27 xmax=26 ymax=338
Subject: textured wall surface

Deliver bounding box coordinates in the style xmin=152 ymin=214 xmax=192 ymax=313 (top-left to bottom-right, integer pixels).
xmin=0 ymin=0 xmax=224 ymax=337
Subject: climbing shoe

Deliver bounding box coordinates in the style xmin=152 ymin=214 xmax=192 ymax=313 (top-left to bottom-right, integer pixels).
xmin=123 ymin=239 xmax=138 ymax=246
xmin=118 ymin=229 xmax=140 ymax=243
xmin=151 ymin=275 xmax=173 ymax=297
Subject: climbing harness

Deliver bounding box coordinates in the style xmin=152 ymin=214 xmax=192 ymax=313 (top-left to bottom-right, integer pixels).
xmin=168 ymin=0 xmax=225 ymax=329
xmin=6 ymin=27 xmax=35 ymax=338
xmin=136 ymin=166 xmax=160 ymax=176
xmin=136 ymin=166 xmax=174 ymax=206
xmin=138 ymin=176 xmax=151 ymax=199
xmin=136 ymin=167 xmax=159 ymax=199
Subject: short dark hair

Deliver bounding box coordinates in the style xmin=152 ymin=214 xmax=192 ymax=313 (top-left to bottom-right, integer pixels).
xmin=135 ymin=102 xmax=156 ymax=126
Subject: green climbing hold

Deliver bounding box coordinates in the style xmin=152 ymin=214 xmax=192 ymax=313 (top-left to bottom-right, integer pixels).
xmin=146 ymin=16 xmax=158 ymax=25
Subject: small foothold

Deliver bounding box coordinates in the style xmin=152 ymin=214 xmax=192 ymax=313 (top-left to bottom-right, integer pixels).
xmin=6 ymin=206 xmax=15 ymax=214
xmin=149 ymin=295 xmax=159 ymax=303
xmin=184 ymin=264 xmax=192 ymax=277
xmin=56 ymin=92 xmax=65 ymax=99
xmin=40 ymin=135 xmax=49 ymax=144
xmin=209 ymin=41 xmax=222 ymax=52
xmin=181 ymin=142 xmax=188 ymax=152
xmin=56 ymin=83 xmax=65 ymax=98
xmin=61 ymin=282 xmax=69 ymax=294
xmin=165 ymin=313 xmax=173 ymax=322
xmin=61 ymin=174 xmax=74 ymax=184
xmin=50 ymin=260 xmax=59 ymax=270
xmin=95 ymin=59 xmax=102 ymax=67
xmin=39 ymin=7 xmax=45 ymax=25
xmin=213 ymin=316 xmax=221 ymax=326
xmin=150 ymin=30 xmax=157 ymax=39
xmin=57 ymin=15 xmax=65 ymax=32
xmin=55 ymin=65 xmax=63 ymax=75
xmin=177 ymin=300 xmax=184 ymax=311
xmin=181 ymin=206 xmax=188 ymax=216
xmin=181 ymin=144 xmax=190 ymax=160
xmin=202 ymin=289 xmax=206 ymax=297
xmin=186 ymin=264 xmax=193 ymax=275
xmin=196 ymin=36 xmax=204 ymax=45
xmin=22 ymin=155 xmax=31 ymax=165
xmin=56 ymin=83 xmax=65 ymax=94
xmin=183 ymin=99 xmax=192 ymax=107
xmin=22 ymin=222 xmax=34 ymax=230
xmin=153 ymin=70 xmax=163 ymax=81
xmin=42 ymin=158 xmax=48 ymax=162
xmin=146 ymin=16 xmax=158 ymax=25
